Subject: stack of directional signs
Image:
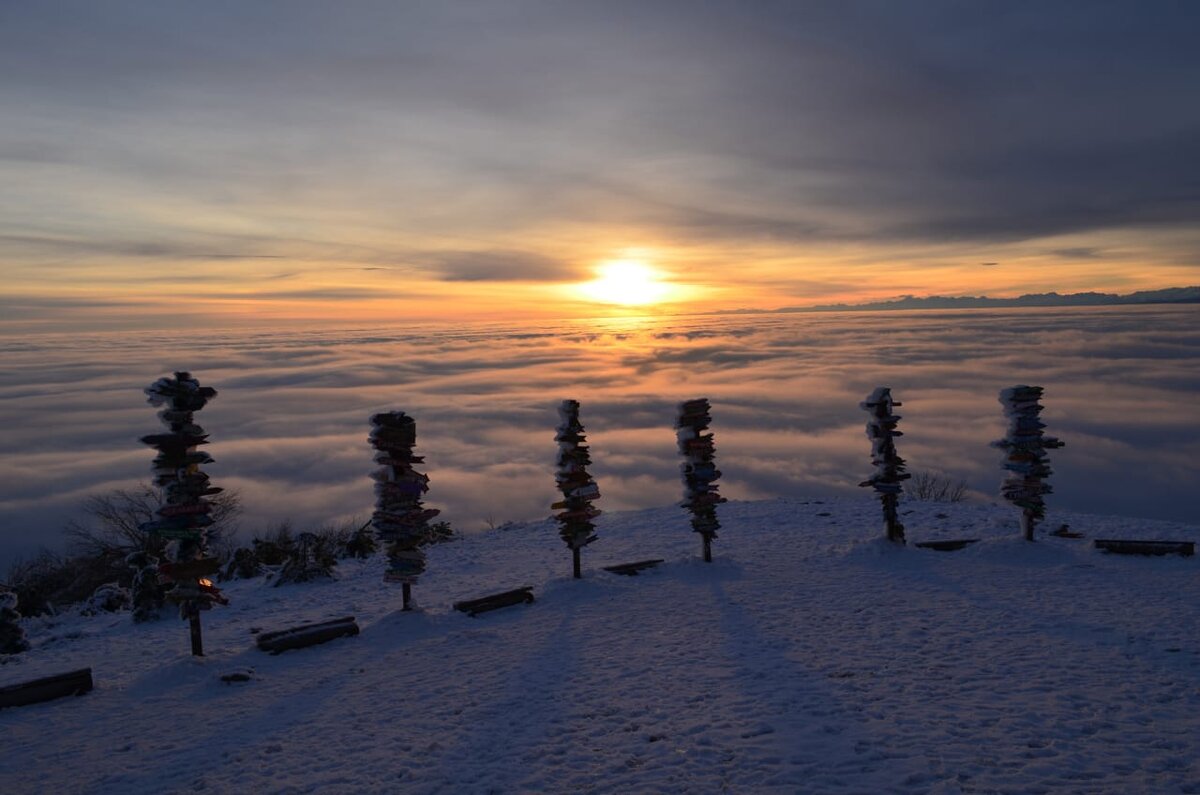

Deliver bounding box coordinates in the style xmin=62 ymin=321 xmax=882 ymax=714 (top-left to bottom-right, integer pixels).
xmin=859 ymin=387 xmax=910 ymax=544
xmin=553 ymin=399 xmax=601 ymax=578
xmin=369 ymin=411 xmax=438 ymax=607
xmin=675 ymin=398 xmax=726 ymax=562
xmin=141 ymin=372 xmax=227 ymax=654
xmin=991 ymin=385 xmax=1065 ymax=540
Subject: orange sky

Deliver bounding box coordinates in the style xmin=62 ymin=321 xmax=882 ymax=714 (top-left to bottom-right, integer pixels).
xmin=2 ymin=4 xmax=1198 ymax=332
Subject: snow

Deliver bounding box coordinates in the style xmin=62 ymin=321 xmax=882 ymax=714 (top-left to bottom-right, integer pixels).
xmin=2 ymin=497 xmax=1198 ymax=793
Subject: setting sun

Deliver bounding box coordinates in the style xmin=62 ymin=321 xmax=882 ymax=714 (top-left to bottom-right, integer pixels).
xmin=577 ymin=260 xmax=674 ymax=306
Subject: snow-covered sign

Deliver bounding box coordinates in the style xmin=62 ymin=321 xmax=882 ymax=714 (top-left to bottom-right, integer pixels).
xmin=991 ymin=385 xmax=1065 ymax=540
xmin=859 ymin=387 xmax=910 ymax=543
xmin=369 ymin=411 xmax=438 ymax=610
xmin=140 ymin=372 xmax=228 ymax=655
xmin=553 ymin=399 xmax=601 ymax=579
xmin=676 ymin=398 xmax=726 ymax=562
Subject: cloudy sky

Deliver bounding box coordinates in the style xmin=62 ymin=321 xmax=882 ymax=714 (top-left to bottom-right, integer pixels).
xmin=2 ymin=1 xmax=1199 ymax=330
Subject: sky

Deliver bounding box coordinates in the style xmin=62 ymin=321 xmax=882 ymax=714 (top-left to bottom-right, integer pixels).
xmin=2 ymin=1 xmax=1199 ymax=331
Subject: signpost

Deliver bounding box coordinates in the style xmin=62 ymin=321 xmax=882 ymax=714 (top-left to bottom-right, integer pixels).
xmin=140 ymin=372 xmax=227 ymax=655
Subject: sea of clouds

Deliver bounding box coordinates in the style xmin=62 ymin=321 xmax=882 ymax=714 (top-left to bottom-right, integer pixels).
xmin=1 ymin=305 xmax=1197 ymax=566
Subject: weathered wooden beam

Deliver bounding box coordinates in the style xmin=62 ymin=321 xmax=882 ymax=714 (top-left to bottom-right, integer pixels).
xmin=255 ymin=616 xmax=359 ymax=654
xmin=913 ymin=539 xmax=980 ymax=552
xmin=453 ymin=587 xmax=535 ymax=617
xmin=0 ymin=668 xmax=93 ymax=710
xmin=1094 ymin=539 xmax=1194 ymax=557
xmin=602 ymin=559 xmax=665 ymax=576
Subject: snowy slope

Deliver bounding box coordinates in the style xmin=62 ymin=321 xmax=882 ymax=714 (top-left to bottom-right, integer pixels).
xmin=2 ymin=497 xmax=1198 ymax=794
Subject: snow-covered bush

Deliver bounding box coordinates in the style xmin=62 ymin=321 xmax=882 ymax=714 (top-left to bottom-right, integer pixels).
xmin=126 ymin=550 xmax=164 ymax=622
xmin=343 ymin=522 xmax=378 ymax=558
xmin=908 ymin=472 xmax=968 ymax=502
xmin=0 ymin=589 xmax=30 ymax=655
xmin=82 ymin=582 xmax=132 ymax=616
xmin=275 ymin=532 xmax=338 ymax=586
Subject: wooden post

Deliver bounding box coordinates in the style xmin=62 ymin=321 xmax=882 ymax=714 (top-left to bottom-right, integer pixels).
xmin=402 ymin=582 xmax=412 ymax=611
xmin=572 ymin=547 xmax=581 ymax=579
xmin=859 ymin=388 xmax=908 ymax=545
xmin=676 ymin=398 xmax=725 ymax=563
xmin=188 ymin=610 xmax=204 ymax=657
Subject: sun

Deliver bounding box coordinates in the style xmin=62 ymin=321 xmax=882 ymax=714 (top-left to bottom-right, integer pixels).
xmin=577 ymin=259 xmax=673 ymax=306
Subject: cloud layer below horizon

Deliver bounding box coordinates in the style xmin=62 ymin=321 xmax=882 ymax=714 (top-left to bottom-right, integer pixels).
xmin=1 ymin=305 xmax=1197 ymax=567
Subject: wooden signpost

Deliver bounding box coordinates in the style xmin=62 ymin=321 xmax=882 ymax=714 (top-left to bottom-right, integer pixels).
xmin=991 ymin=385 xmax=1065 ymax=541
xmin=141 ymin=372 xmax=228 ymax=655
xmin=369 ymin=411 xmax=437 ymax=610
xmin=553 ymin=400 xmax=601 ymax=579
xmin=859 ymin=388 xmax=910 ymax=544
xmin=676 ymin=398 xmax=725 ymax=562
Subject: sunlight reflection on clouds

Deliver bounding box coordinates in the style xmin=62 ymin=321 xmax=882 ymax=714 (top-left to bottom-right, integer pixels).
xmin=0 ymin=305 xmax=1196 ymax=563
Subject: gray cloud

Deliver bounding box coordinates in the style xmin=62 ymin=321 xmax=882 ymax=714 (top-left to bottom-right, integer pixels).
xmin=423 ymin=250 xmax=583 ymax=282
xmin=1 ymin=0 xmax=1197 ymax=262
xmin=1051 ymin=248 xmax=1103 ymax=260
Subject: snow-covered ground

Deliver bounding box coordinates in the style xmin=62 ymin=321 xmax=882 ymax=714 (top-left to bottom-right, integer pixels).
xmin=2 ymin=497 xmax=1198 ymax=794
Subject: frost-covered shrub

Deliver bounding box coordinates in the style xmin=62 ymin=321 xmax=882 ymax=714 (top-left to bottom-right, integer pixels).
xmin=275 ymin=532 xmax=337 ymax=586
xmin=0 ymin=589 xmax=30 ymax=655
xmin=908 ymin=472 xmax=968 ymax=503
xmin=420 ymin=521 xmax=455 ymax=547
xmin=342 ymin=522 xmax=378 ymax=558
xmin=82 ymin=582 xmax=132 ymax=616
xmin=5 ymin=549 xmax=119 ymax=617
xmin=252 ymin=524 xmax=297 ymax=566
xmin=127 ymin=550 xmax=164 ymax=622
xmin=221 ymin=547 xmax=262 ymax=581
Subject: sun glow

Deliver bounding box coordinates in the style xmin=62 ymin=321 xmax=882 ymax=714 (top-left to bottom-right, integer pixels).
xmin=577 ymin=260 xmax=674 ymax=306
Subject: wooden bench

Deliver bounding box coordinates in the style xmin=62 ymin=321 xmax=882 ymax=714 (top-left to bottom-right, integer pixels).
xmin=255 ymin=616 xmax=359 ymax=654
xmin=602 ymin=559 xmax=665 ymax=575
xmin=1094 ymin=539 xmax=1194 ymax=557
xmin=0 ymin=668 xmax=93 ymax=710
xmin=914 ymin=539 xmax=979 ymax=552
xmin=453 ymin=587 xmax=535 ymax=617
